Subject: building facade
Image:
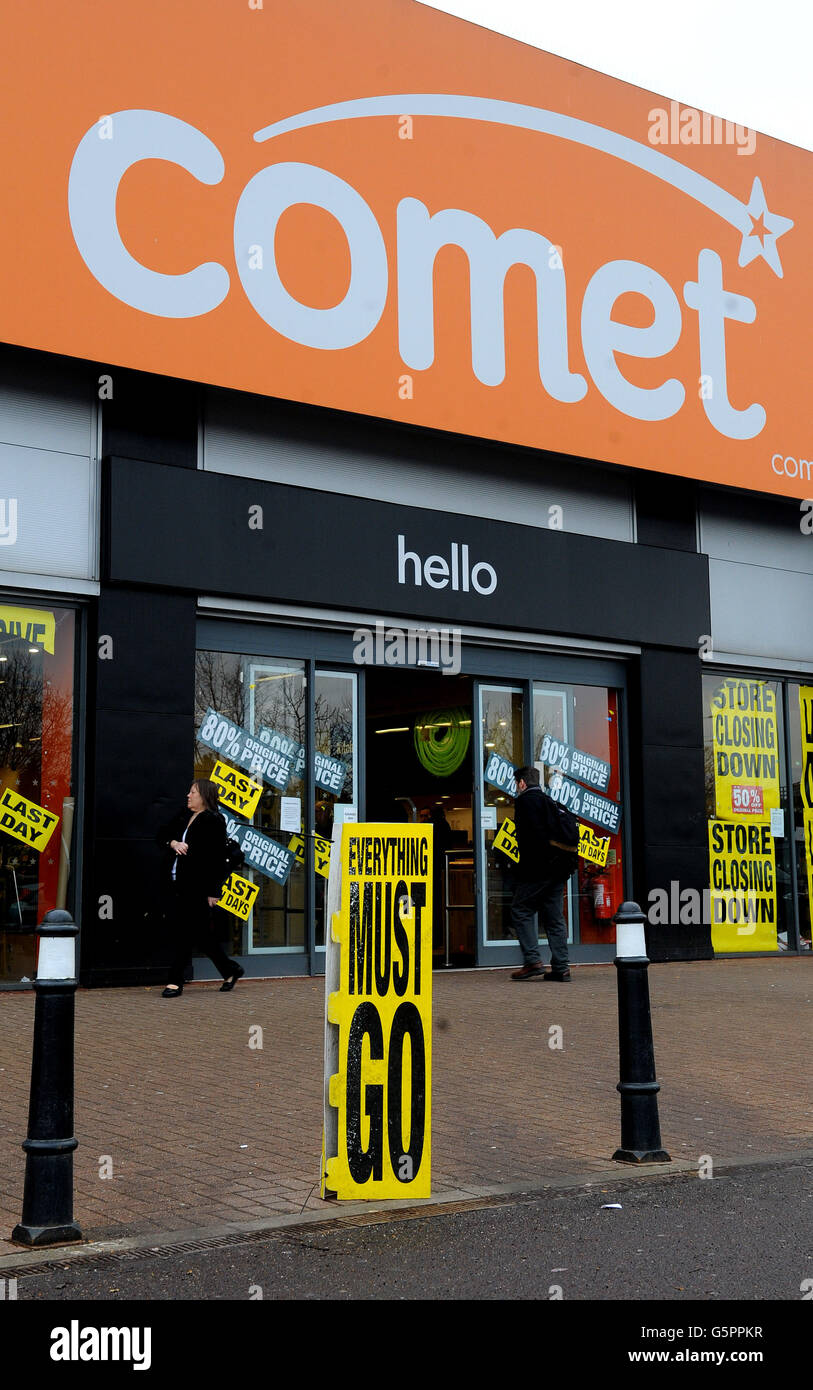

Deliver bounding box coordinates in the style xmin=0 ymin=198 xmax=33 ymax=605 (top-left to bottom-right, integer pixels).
xmin=1 ymin=1 xmax=811 ymax=985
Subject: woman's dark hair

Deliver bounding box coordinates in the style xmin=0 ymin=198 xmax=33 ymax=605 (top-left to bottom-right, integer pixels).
xmin=192 ymin=778 xmax=222 ymax=814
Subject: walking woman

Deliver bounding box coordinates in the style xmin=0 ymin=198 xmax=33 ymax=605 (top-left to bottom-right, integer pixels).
xmin=157 ymin=779 xmax=245 ymax=997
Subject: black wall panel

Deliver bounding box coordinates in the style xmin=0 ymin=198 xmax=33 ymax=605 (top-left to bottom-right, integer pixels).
xmin=636 ymin=475 xmax=698 ymax=552
xmin=101 ymin=370 xmax=199 ymax=468
xmin=637 ymin=651 xmax=711 ymax=961
xmin=82 ymin=587 xmax=197 ymax=985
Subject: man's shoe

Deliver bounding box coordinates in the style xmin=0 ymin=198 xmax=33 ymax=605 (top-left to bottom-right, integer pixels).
xmin=542 ymin=969 xmax=571 ymax=981
xmin=511 ymin=963 xmax=546 ymax=980
xmin=162 ymin=985 xmax=183 ymax=997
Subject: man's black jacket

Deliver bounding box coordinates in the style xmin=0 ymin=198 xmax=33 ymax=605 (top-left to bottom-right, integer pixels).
xmin=156 ymin=809 xmax=228 ymax=899
xmin=512 ymin=785 xmax=567 ymax=883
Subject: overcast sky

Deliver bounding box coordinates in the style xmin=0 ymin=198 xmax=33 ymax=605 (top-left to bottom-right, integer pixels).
xmin=418 ymin=0 xmax=813 ymax=153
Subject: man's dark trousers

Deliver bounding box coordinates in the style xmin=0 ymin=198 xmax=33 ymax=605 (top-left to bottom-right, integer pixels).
xmin=511 ymin=856 xmax=572 ymax=973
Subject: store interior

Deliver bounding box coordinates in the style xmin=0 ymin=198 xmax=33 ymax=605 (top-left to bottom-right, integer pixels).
xmin=365 ymin=667 xmax=476 ymax=964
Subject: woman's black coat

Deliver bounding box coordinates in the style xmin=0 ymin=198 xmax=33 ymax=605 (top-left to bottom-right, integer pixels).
xmin=156 ymin=809 xmax=228 ymax=899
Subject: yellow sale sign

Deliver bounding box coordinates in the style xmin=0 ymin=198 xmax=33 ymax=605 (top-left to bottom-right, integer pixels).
xmin=493 ymin=815 xmax=608 ymax=866
xmin=323 ymin=824 xmax=432 ymax=1199
xmin=211 ymin=760 xmax=263 ymax=818
xmin=708 ymin=819 xmax=777 ymax=953
xmin=218 ymin=872 xmax=259 ymax=921
xmin=0 ymin=787 xmax=60 ymax=852
xmin=710 ymin=678 xmax=780 ymax=821
xmin=0 ymin=606 xmax=55 ymax=655
xmin=288 ymin=832 xmax=331 ymax=879
xmin=802 ymin=813 xmax=813 ymax=940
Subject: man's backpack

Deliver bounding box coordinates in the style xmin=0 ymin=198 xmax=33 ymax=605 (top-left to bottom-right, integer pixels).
xmin=547 ymin=793 xmax=581 ymax=849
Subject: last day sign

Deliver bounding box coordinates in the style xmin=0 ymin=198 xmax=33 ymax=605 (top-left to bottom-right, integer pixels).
xmin=0 ymin=787 xmax=60 ymax=852
xmin=323 ymin=824 xmax=432 ymax=1199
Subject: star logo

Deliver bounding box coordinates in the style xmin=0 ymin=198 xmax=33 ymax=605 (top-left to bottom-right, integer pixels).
xmin=738 ymin=177 xmax=794 ymax=277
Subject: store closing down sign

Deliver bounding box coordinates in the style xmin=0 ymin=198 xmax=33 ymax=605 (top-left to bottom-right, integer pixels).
xmin=538 ymin=735 xmax=611 ymax=794
xmin=0 ymin=607 xmax=55 ymax=655
xmin=218 ymin=872 xmax=260 ymax=921
xmin=4 ymin=1 xmax=813 ymax=498
xmin=708 ymin=820 xmax=777 ymax=952
xmin=493 ymin=815 xmax=610 ymax=868
xmin=0 ymin=788 xmax=60 ymax=851
xmin=710 ymin=680 xmax=779 ymax=821
xmin=211 ymin=761 xmax=263 ymax=818
xmin=323 ymin=825 xmax=432 ymax=1199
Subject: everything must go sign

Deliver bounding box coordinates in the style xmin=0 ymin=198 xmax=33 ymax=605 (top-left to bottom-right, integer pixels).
xmin=322 ymin=824 xmax=432 ymax=1200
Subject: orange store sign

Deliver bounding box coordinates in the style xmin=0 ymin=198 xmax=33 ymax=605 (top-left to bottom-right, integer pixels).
xmin=2 ymin=0 xmax=812 ymax=496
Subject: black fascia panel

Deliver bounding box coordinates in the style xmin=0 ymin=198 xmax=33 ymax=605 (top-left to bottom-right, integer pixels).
xmin=106 ymin=456 xmax=710 ymax=649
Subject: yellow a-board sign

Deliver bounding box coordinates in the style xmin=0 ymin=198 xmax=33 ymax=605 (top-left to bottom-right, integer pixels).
xmin=218 ymin=872 xmax=259 ymax=921
xmin=211 ymin=760 xmax=263 ymax=818
xmin=493 ymin=816 xmax=609 ymax=868
xmin=0 ymin=786 xmax=59 ymax=851
xmin=322 ymin=824 xmax=432 ymax=1199
xmin=708 ymin=819 xmax=777 ymax=953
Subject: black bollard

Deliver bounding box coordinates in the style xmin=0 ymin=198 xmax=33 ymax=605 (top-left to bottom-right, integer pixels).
xmin=12 ymin=910 xmax=83 ymax=1247
xmin=612 ymin=900 xmax=671 ymax=1164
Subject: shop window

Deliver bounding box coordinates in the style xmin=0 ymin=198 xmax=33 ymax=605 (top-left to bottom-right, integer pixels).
xmin=533 ymin=683 xmax=624 ymax=947
xmin=0 ymin=603 xmax=76 ymax=983
xmin=314 ymin=671 xmax=357 ymax=948
xmin=481 ymin=686 xmax=524 ymax=944
xmin=702 ymin=675 xmax=792 ymax=953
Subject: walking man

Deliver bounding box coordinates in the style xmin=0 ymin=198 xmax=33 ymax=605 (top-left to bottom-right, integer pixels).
xmin=509 ymin=765 xmax=578 ymax=981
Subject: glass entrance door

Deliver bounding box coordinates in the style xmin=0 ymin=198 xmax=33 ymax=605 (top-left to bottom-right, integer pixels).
xmin=475 ymin=682 xmax=526 ymax=963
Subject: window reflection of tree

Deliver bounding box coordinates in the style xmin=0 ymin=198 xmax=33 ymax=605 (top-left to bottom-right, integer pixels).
xmin=194 ymin=652 xmax=246 ymax=772
xmin=315 ymin=682 xmax=353 ymax=795
xmin=0 ymin=651 xmax=42 ymax=781
xmin=483 ymin=695 xmax=521 ymax=768
xmin=258 ymin=674 xmax=305 ymax=746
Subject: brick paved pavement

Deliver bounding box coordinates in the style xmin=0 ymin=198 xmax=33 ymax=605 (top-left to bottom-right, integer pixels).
xmin=0 ymin=959 xmax=811 ymax=1256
